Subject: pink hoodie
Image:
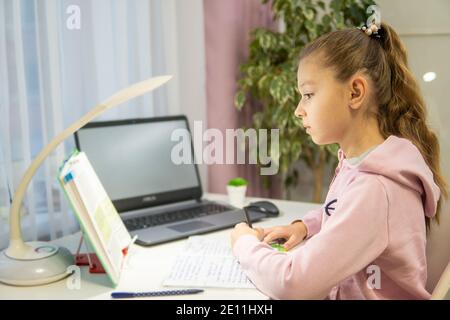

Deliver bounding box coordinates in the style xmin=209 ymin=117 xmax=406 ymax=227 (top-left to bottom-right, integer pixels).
xmin=232 ymin=136 xmax=441 ymax=299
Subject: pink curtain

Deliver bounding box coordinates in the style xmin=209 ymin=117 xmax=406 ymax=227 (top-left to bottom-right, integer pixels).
xmin=204 ymin=0 xmax=281 ymax=198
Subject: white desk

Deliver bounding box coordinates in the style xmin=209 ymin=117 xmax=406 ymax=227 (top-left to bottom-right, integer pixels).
xmin=0 ymin=193 xmax=319 ymax=300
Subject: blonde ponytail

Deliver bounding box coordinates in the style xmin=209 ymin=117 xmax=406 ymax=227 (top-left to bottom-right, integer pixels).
xmin=378 ymin=22 xmax=448 ymax=228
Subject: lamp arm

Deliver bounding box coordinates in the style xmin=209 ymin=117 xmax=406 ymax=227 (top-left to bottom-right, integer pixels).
xmin=6 ymin=104 xmax=107 ymax=258
xmin=5 ymin=75 xmax=172 ymax=259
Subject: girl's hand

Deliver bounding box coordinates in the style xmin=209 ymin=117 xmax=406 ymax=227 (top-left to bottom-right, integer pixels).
xmin=230 ymin=222 xmax=264 ymax=249
xmin=263 ymin=221 xmax=307 ymax=251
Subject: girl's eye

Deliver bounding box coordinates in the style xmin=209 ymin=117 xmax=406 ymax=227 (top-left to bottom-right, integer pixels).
xmin=302 ymin=93 xmax=313 ymax=101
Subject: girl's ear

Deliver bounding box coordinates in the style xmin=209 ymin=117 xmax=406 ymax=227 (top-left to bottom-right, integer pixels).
xmin=348 ymin=73 xmax=368 ymax=111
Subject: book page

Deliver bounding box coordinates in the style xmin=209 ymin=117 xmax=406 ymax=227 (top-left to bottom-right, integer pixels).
xmin=62 ymin=152 xmax=131 ymax=283
xmin=64 ymin=179 xmax=119 ymax=280
xmin=163 ymin=236 xmax=255 ymax=289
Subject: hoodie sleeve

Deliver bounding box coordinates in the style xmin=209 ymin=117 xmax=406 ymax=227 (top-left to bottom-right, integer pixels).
xmin=232 ymin=174 xmax=389 ymax=300
xmin=297 ymin=206 xmax=323 ymax=239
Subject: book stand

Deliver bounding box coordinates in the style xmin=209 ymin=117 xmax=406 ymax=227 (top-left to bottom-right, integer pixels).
xmin=74 ymin=232 xmax=106 ymax=274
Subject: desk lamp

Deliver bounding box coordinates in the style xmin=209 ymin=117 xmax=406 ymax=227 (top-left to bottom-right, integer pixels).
xmin=0 ymin=75 xmax=172 ymax=286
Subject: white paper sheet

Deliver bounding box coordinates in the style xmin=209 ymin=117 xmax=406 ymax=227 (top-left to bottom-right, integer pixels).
xmin=163 ymin=236 xmax=255 ymax=289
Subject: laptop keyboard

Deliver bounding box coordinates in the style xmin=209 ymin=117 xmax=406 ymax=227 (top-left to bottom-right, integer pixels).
xmin=124 ymin=203 xmax=232 ymax=231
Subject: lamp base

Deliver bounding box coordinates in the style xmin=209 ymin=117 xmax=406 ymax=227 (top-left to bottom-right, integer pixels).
xmin=0 ymin=242 xmax=75 ymax=286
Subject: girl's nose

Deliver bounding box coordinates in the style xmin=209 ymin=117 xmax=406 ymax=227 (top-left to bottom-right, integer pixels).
xmin=294 ymin=103 xmax=305 ymax=118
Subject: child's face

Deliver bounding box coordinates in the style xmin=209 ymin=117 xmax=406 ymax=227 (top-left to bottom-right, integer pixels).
xmin=295 ymin=55 xmax=352 ymax=145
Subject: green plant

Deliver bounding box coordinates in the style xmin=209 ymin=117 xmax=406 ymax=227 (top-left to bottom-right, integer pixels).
xmin=235 ymin=0 xmax=376 ymax=202
xmin=227 ymin=177 xmax=249 ymax=187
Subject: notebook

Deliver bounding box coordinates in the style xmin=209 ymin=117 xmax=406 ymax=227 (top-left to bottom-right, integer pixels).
xmin=163 ymin=236 xmax=255 ymax=289
xmin=74 ymin=116 xmax=267 ymax=246
xmin=58 ymin=150 xmax=134 ymax=287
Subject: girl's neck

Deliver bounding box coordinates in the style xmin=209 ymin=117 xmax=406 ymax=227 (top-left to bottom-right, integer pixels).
xmin=339 ymin=119 xmax=385 ymax=158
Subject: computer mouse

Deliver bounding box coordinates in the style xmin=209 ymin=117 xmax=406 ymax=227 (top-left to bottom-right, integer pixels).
xmin=247 ymin=201 xmax=280 ymax=217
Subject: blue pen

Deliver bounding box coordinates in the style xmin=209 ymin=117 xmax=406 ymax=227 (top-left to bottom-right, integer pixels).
xmin=111 ymin=289 xmax=204 ymax=299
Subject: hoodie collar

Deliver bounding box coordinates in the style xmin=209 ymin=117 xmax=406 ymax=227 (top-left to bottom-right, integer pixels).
xmin=335 ymin=136 xmax=440 ymax=218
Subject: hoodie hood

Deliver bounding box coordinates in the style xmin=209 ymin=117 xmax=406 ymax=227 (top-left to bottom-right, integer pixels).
xmin=338 ymin=135 xmax=441 ymax=218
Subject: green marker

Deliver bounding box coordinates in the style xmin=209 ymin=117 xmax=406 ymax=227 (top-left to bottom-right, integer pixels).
xmin=270 ymin=243 xmax=287 ymax=252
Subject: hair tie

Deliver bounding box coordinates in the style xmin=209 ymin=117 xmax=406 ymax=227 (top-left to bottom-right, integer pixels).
xmin=358 ymin=23 xmax=383 ymax=40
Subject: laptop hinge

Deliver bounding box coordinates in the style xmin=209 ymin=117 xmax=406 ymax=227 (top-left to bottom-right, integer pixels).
xmin=121 ymin=198 xmax=204 ymax=219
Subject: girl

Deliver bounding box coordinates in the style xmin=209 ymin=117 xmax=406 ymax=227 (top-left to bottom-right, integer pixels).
xmin=230 ymin=21 xmax=448 ymax=300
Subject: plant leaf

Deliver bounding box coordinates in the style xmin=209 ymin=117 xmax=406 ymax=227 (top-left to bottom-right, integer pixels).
xmin=234 ymin=91 xmax=246 ymax=110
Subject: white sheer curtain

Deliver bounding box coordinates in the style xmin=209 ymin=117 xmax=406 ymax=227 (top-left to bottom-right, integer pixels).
xmin=0 ymin=0 xmax=181 ymax=249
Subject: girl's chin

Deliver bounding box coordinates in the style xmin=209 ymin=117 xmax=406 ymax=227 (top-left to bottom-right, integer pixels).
xmin=310 ymin=134 xmax=330 ymax=146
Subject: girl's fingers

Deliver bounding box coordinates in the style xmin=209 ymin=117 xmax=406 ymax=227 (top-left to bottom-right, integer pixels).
xmin=235 ymin=222 xmax=247 ymax=229
xmin=263 ymin=232 xmax=285 ymax=244
xmin=263 ymin=233 xmax=274 ymax=243
xmin=254 ymin=227 xmax=265 ymax=240
xmin=263 ymin=227 xmax=274 ymax=236
xmin=283 ymin=236 xmax=299 ymax=250
xmin=263 ymin=226 xmax=292 ymax=244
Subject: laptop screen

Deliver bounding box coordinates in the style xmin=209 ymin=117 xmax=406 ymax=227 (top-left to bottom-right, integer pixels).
xmin=74 ymin=116 xmax=202 ymax=212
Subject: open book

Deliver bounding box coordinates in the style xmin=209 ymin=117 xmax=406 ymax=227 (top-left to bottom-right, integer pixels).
xmin=58 ymin=150 xmax=134 ymax=287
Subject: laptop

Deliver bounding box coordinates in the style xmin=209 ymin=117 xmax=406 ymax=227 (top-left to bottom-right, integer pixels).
xmin=74 ymin=115 xmax=267 ymax=246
